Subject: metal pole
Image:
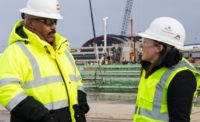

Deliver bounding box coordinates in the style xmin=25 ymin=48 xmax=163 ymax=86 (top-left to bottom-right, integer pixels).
xmin=88 ymin=0 xmax=99 ymax=63
xmin=88 ymin=0 xmax=96 ymax=40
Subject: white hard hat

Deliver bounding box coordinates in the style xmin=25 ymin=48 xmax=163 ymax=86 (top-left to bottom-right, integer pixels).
xmin=138 ymin=17 xmax=185 ymax=50
xmin=20 ymin=0 xmax=63 ymax=19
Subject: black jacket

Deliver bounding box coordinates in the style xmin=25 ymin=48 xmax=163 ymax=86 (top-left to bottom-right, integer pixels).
xmin=141 ymin=48 xmax=196 ymax=122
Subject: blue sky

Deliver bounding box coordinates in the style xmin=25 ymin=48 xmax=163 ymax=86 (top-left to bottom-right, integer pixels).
xmin=0 ymin=0 xmax=200 ymax=52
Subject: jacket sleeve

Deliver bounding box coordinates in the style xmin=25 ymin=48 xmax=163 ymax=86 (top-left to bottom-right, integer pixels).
xmin=11 ymin=96 xmax=56 ymax=122
xmin=66 ymin=48 xmax=90 ymax=114
xmin=167 ymin=70 xmax=196 ymax=122
xmin=76 ymin=65 xmax=90 ymax=114
xmin=0 ymin=45 xmax=55 ymax=122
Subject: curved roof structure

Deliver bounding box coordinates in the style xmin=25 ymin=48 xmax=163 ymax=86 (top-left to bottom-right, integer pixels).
xmin=82 ymin=34 xmax=130 ymax=47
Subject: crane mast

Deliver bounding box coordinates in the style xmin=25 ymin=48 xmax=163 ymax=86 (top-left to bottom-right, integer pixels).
xmin=120 ymin=0 xmax=134 ymax=36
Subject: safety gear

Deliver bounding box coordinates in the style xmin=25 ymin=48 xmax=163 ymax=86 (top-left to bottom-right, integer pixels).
xmin=138 ymin=17 xmax=185 ymax=50
xmin=31 ymin=18 xmax=57 ymax=26
xmin=20 ymin=0 xmax=63 ymax=19
xmin=0 ymin=21 xmax=85 ymax=122
xmin=133 ymin=58 xmax=200 ymax=122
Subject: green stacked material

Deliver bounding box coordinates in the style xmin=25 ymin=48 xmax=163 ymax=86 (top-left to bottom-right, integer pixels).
xmin=78 ymin=64 xmax=141 ymax=93
xmin=78 ymin=63 xmax=200 ymax=93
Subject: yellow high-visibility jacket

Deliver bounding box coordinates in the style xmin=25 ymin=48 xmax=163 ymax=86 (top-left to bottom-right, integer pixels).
xmin=0 ymin=21 xmax=83 ymax=122
xmin=134 ymin=59 xmax=200 ymax=122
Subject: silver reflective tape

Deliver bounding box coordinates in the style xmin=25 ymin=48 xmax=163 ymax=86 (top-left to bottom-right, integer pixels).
xmin=0 ymin=78 xmax=21 ymax=87
xmin=45 ymin=100 xmax=68 ymax=110
xmin=23 ymin=76 xmax=63 ymax=88
xmin=16 ymin=42 xmax=41 ymax=79
xmin=140 ymin=107 xmax=168 ymax=121
xmin=65 ymin=51 xmax=76 ymax=74
xmin=6 ymin=92 xmax=27 ymax=111
xmin=154 ymin=60 xmax=193 ymax=105
xmin=69 ymin=75 xmax=81 ymax=82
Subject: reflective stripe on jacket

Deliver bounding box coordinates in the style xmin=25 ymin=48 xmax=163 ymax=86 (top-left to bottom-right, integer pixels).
xmin=0 ymin=21 xmax=83 ymax=122
xmin=133 ymin=58 xmax=200 ymax=122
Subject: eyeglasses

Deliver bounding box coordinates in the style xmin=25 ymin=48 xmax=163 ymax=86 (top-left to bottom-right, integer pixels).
xmin=141 ymin=38 xmax=159 ymax=48
xmin=32 ymin=18 xmax=57 ymax=26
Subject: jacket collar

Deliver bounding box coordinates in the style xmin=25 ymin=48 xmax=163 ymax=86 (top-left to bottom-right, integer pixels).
xmin=8 ymin=21 xmax=69 ymax=52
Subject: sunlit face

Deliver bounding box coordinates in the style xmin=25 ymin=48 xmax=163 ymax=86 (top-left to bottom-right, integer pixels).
xmin=28 ymin=17 xmax=57 ymax=44
xmin=139 ymin=38 xmax=163 ymax=63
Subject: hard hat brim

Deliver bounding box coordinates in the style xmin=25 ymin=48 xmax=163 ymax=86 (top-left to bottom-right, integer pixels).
xmin=138 ymin=32 xmax=162 ymax=42
xmin=138 ymin=32 xmax=184 ymax=50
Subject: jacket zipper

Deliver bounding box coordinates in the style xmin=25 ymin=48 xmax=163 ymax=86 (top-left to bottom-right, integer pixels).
xmin=45 ymin=46 xmax=71 ymax=111
xmin=55 ymin=60 xmax=71 ymax=107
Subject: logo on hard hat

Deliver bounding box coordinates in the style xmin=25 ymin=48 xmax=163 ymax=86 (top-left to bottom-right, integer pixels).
xmin=165 ymin=26 xmax=172 ymax=31
xmin=56 ymin=4 xmax=60 ymax=11
xmin=162 ymin=26 xmax=175 ymax=35
xmin=174 ymin=35 xmax=181 ymax=40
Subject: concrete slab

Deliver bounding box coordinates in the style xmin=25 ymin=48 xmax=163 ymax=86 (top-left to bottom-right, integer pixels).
xmin=86 ymin=103 xmax=134 ymax=121
xmin=86 ymin=103 xmax=200 ymax=122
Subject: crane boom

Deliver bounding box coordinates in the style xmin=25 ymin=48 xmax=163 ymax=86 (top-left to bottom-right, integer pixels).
xmin=120 ymin=0 xmax=134 ymax=36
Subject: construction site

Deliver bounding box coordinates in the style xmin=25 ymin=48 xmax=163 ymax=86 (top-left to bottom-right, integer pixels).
xmin=1 ymin=0 xmax=200 ymax=122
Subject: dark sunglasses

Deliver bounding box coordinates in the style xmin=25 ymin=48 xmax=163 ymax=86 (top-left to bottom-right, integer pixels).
xmin=32 ymin=18 xmax=57 ymax=26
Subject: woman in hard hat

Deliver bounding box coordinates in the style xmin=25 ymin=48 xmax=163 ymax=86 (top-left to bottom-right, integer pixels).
xmin=0 ymin=0 xmax=89 ymax=122
xmin=133 ymin=17 xmax=200 ymax=122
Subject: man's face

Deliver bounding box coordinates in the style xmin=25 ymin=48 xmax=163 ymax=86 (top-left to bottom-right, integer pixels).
xmin=28 ymin=17 xmax=57 ymax=44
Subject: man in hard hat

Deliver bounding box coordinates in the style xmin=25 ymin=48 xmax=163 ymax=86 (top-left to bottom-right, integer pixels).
xmin=133 ymin=17 xmax=200 ymax=122
xmin=0 ymin=0 xmax=89 ymax=122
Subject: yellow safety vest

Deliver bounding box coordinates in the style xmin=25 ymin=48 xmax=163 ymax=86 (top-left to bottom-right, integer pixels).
xmin=0 ymin=21 xmax=83 ymax=122
xmin=133 ymin=58 xmax=200 ymax=122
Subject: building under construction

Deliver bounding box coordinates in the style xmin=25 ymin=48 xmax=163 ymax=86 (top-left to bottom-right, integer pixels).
xmin=71 ymin=34 xmax=141 ymax=65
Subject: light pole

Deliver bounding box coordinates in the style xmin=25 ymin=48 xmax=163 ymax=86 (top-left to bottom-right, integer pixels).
xmin=103 ymin=17 xmax=108 ymax=55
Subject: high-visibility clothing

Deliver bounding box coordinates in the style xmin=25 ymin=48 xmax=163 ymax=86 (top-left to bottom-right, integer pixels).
xmin=0 ymin=21 xmax=83 ymax=122
xmin=134 ymin=58 xmax=200 ymax=122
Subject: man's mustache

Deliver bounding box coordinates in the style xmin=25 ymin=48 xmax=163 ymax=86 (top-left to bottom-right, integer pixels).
xmin=48 ymin=30 xmax=56 ymax=35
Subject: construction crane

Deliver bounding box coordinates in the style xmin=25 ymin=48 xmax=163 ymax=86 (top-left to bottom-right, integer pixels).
xmin=120 ymin=0 xmax=134 ymax=36
xmin=120 ymin=0 xmax=136 ymax=63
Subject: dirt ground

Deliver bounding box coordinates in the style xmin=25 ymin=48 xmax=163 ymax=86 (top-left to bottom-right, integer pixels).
xmin=1 ymin=93 xmax=200 ymax=122
xmin=86 ymin=103 xmax=200 ymax=122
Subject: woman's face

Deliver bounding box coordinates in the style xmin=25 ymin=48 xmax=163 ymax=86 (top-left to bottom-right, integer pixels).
xmin=139 ymin=38 xmax=163 ymax=63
